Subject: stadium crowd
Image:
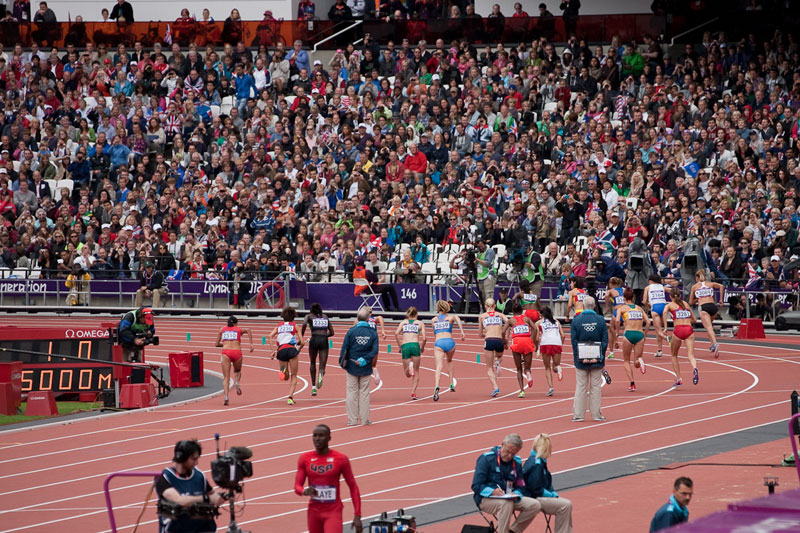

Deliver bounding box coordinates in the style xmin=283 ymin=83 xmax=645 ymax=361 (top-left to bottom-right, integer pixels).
xmin=0 ymin=7 xmax=799 ymax=308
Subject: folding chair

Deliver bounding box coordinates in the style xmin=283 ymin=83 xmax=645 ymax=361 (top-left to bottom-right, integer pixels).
xmin=354 ymin=277 xmax=384 ymax=312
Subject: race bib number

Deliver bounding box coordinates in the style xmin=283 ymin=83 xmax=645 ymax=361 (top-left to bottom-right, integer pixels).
xmin=512 ymin=325 xmax=530 ymax=335
xmin=402 ymin=324 xmax=419 ymax=334
xmin=434 ymin=321 xmax=449 ymax=331
xmin=576 ymin=293 xmax=586 ymax=301
xmin=311 ymin=485 xmax=337 ymax=503
xmin=312 ymin=318 xmax=328 ymax=328
xmin=650 ymin=290 xmax=665 ymax=300
xmin=626 ymin=310 xmax=644 ymax=320
xmin=523 ymin=293 xmax=537 ymax=302
xmin=221 ymin=331 xmax=238 ymax=341
xmin=483 ymin=316 xmax=502 ymax=327
xmin=695 ymin=288 xmax=712 ymax=298
xmin=675 ymin=309 xmax=691 ymax=319
xmin=278 ymin=325 xmax=294 ymax=333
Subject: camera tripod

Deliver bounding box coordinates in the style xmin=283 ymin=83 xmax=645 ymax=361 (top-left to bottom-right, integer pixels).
xmin=460 ymin=268 xmax=484 ymax=314
xmin=223 ymin=485 xmax=249 ymax=533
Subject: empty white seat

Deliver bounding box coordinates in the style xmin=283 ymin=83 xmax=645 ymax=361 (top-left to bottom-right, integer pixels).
xmin=543 ymin=101 xmax=558 ymax=113
xmin=210 ymin=105 xmax=221 ymax=119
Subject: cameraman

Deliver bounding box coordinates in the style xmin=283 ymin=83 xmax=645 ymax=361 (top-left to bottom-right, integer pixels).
xmin=474 ymin=239 xmax=497 ymax=312
xmin=156 ymin=439 xmax=224 ymax=533
xmin=227 ymin=259 xmax=254 ymax=309
xmin=118 ymin=307 xmax=155 ymax=362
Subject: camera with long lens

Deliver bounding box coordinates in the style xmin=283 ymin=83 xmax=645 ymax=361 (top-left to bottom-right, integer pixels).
xmin=211 ymin=445 xmax=254 ymax=490
xmin=464 ymin=248 xmax=478 ymax=272
xmin=140 ymin=334 xmax=160 ymax=346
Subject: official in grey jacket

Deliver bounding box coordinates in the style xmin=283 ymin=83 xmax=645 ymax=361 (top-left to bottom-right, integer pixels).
xmin=570 ymin=296 xmax=609 ymax=421
xmin=339 ymin=308 xmax=379 ymax=426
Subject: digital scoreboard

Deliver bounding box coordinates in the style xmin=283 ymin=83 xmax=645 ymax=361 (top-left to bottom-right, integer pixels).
xmin=0 ymin=326 xmax=115 ymax=393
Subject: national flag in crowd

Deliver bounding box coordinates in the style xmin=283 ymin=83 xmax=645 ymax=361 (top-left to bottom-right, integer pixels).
xmin=745 ymin=261 xmax=761 ymax=290
xmin=594 ymin=229 xmax=618 ymax=257
xmin=164 ymin=24 xmax=173 ymax=45
xmin=683 ymin=161 xmax=700 ymax=178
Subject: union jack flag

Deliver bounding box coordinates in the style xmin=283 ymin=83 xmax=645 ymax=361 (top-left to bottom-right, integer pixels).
xmin=593 ymin=229 xmax=618 ymax=257
xmin=745 ymin=261 xmax=761 ymax=290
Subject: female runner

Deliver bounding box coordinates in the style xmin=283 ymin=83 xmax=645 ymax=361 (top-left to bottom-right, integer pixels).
xmin=566 ymin=277 xmax=587 ymax=319
xmin=616 ymin=288 xmax=650 ymax=392
xmin=502 ymin=300 xmax=536 ymax=398
xmin=534 ymin=305 xmax=565 ymax=397
xmin=605 ymin=276 xmax=626 ymax=359
xmin=662 ymin=287 xmax=699 ymax=386
xmin=431 ymin=300 xmax=465 ymax=402
xmin=353 ymin=311 xmax=387 ymax=385
xmin=214 ymin=316 xmax=254 ymax=406
xmin=394 ymin=307 xmax=427 ymax=399
xmin=479 ymin=298 xmax=507 ymax=398
xmin=268 ymin=307 xmax=305 ymax=405
xmin=688 ymin=270 xmax=723 ymax=357
xmin=301 ymin=303 xmax=335 ymax=396
xmin=643 ymin=274 xmax=668 ymax=358
xmin=514 ymin=280 xmax=542 ymax=323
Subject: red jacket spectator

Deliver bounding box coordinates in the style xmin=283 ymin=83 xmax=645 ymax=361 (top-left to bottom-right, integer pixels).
xmin=404 ymin=145 xmax=428 ymax=174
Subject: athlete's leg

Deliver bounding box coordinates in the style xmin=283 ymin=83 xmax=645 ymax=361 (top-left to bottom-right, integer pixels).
xmin=433 ymin=348 xmax=444 ymax=389
xmin=221 ymin=355 xmax=232 ymax=403
xmin=446 ymin=349 xmax=456 ymax=388
xmin=670 ymin=336 xmax=682 ymax=379
xmin=308 ymin=344 xmax=319 ymax=388
xmin=512 ymin=351 xmax=524 ymax=391
xmin=411 ymin=356 xmax=421 ymax=395
xmin=486 ymin=349 xmax=499 ymax=391
xmin=699 ymin=310 xmax=717 ymax=347
xmin=317 ymin=347 xmax=329 ymax=387
xmin=288 ymin=357 xmax=299 ymax=399
xmin=232 ymin=357 xmax=243 ymax=393
xmin=622 ymin=337 xmax=634 ymax=383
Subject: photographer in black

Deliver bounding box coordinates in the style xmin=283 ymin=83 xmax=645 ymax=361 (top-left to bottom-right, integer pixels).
xmin=118 ymin=307 xmax=157 ymax=362
xmin=227 ymin=258 xmax=255 ymax=309
xmin=155 ymin=439 xmax=224 ymax=533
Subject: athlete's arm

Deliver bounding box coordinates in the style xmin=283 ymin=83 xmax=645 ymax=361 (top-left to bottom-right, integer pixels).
xmin=478 ymin=314 xmax=485 ymax=338
xmin=376 ymin=316 xmax=387 ymax=339
xmin=327 ymin=319 xmax=335 ymax=338
xmin=340 ymin=455 xmax=362 ymax=517
xmin=394 ymin=320 xmax=404 ymax=347
xmin=688 ymin=285 xmax=697 ymax=306
xmin=295 ymin=324 xmax=305 ymax=351
xmin=215 ymin=329 xmax=223 ymax=348
xmin=419 ymin=322 xmax=427 ymax=352
xmin=300 ymin=315 xmax=309 ymax=337
xmin=242 ymin=328 xmax=254 ymax=352
xmin=268 ymin=326 xmax=278 ymax=358
xmin=454 ymin=314 xmax=466 ymax=340
xmin=643 ymin=288 xmax=650 ymax=306
xmin=641 ymin=306 xmax=650 ymax=332
xmin=294 ymin=455 xmax=310 ymax=496
xmin=661 ymin=305 xmax=671 ymax=333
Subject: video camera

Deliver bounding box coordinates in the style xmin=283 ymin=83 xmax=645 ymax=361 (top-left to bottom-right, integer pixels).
xmin=211 ymin=435 xmax=253 ymax=490
xmin=140 ymin=334 xmax=160 ymax=346
xmin=464 ymin=248 xmax=478 ymax=271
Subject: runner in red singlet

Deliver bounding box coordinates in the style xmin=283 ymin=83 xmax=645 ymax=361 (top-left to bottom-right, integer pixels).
xmin=502 ymin=300 xmax=536 ymax=398
xmin=662 ymin=287 xmax=699 ymax=386
xmin=295 ymin=424 xmax=363 ymax=533
xmin=214 ymin=316 xmax=254 ymax=406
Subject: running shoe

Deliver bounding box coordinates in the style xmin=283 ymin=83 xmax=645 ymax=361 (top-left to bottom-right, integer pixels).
xmin=449 ymin=383 xmax=456 ymax=392
xmin=712 ymin=343 xmax=720 ymax=359
xmin=655 ymin=350 xmax=663 ymax=358
xmin=372 ymin=368 xmax=381 ymax=385
xmin=692 ymin=368 xmax=699 ymax=385
xmin=547 ymin=388 xmax=554 ymax=397
xmin=556 ymin=365 xmax=563 ymax=381
xmin=518 ymin=390 xmax=525 ymax=398
xmin=408 ymin=364 xmax=415 ymax=377
xmin=279 ymin=365 xmax=287 ymax=381
xmin=607 ymin=351 xmax=615 ymax=359
xmin=235 ymin=383 xmax=242 ymax=395
xmin=411 ymin=393 xmax=418 ymax=400
xmin=494 ymin=358 xmax=502 ymax=376
xmin=317 ymin=373 xmax=324 ymax=389
xmin=673 ymin=378 xmax=683 ymax=387
xmin=526 ymin=371 xmax=533 ymax=388
xmin=593 ymin=415 xmax=607 ymax=421
xmin=287 ymin=397 xmax=295 ymax=405
xmin=638 ymin=357 xmax=647 ymax=374
xmin=311 ymin=387 xmax=317 ymax=396
xmin=433 ymin=387 xmax=440 ymax=402
xmin=602 ymin=369 xmax=612 ymax=385
xmin=571 ymin=417 xmax=584 ymax=422
xmin=490 ymin=388 xmax=500 ymax=397
xmin=223 ymin=397 xmax=229 ymax=406
xmin=628 ymin=383 xmax=637 ymax=392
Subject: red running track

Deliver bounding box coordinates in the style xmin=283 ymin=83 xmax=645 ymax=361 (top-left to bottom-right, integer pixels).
xmin=0 ymin=315 xmax=797 ymax=532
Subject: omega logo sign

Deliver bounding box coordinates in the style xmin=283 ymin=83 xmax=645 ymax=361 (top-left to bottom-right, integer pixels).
xmin=64 ymin=329 xmax=110 ymax=339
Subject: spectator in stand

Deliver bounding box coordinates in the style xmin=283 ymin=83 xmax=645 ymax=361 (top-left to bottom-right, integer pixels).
xmin=329 ymin=0 xmax=353 ymax=21
xmin=135 ymin=260 xmax=168 ymax=307
xmin=109 ymin=0 xmax=134 ymax=22
xmin=559 ymin=0 xmax=579 ymax=38
xmin=298 ymin=0 xmax=316 ymax=20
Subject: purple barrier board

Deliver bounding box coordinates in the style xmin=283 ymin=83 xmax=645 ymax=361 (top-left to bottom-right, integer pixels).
xmin=304 ymin=283 xmax=429 ymax=311
xmin=727 ymin=488 xmax=800 ymax=515
xmin=669 ymin=510 xmax=800 ymax=531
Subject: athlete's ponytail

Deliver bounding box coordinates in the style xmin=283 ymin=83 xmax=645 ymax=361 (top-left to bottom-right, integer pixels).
xmin=227 ymin=316 xmax=238 ymax=327
xmin=670 ymin=287 xmax=686 ymax=309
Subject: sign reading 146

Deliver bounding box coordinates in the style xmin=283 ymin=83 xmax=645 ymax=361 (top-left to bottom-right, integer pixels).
xmin=400 ymin=288 xmax=418 ymax=300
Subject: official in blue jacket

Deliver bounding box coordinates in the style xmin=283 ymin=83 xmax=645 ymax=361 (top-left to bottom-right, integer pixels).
xmin=522 ymin=434 xmax=573 ymax=533
xmin=570 ymin=296 xmax=609 ymax=421
xmin=339 ymin=308 xmax=379 ymax=426
xmin=471 ymin=433 xmax=541 ymax=533
xmin=650 ymin=477 xmax=693 ymax=531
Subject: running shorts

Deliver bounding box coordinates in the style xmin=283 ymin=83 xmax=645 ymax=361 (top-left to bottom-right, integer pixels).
xmin=700 ymin=303 xmax=718 ymax=317
xmin=222 ymin=349 xmax=242 ymax=363
xmin=651 ymin=303 xmax=666 ymax=316
xmin=434 ymin=337 xmax=456 ymax=353
xmin=276 ymin=347 xmax=299 ymax=362
xmin=524 ymin=309 xmax=540 ymax=322
xmin=539 ymin=345 xmax=562 ymax=357
xmin=307 ymin=505 xmax=344 ymax=533
xmin=401 ymin=342 xmax=421 ymax=359
xmin=624 ymin=330 xmax=645 ymax=345
xmin=673 ymin=325 xmax=694 ymax=340
xmin=510 ymin=338 xmax=535 ymax=354
xmin=484 ymin=338 xmax=504 ymax=353
xmin=309 ymin=336 xmax=329 ymax=352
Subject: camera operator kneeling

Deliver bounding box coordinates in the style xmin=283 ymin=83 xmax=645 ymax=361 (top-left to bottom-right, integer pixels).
xmin=156 ymin=439 xmax=225 ymax=533
xmin=118 ymin=307 xmax=158 ymax=363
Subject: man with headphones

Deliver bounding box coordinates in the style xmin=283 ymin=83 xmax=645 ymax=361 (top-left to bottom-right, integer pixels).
xmin=155 ymin=439 xmax=224 ymax=533
xmin=118 ymin=307 xmax=156 ymax=362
